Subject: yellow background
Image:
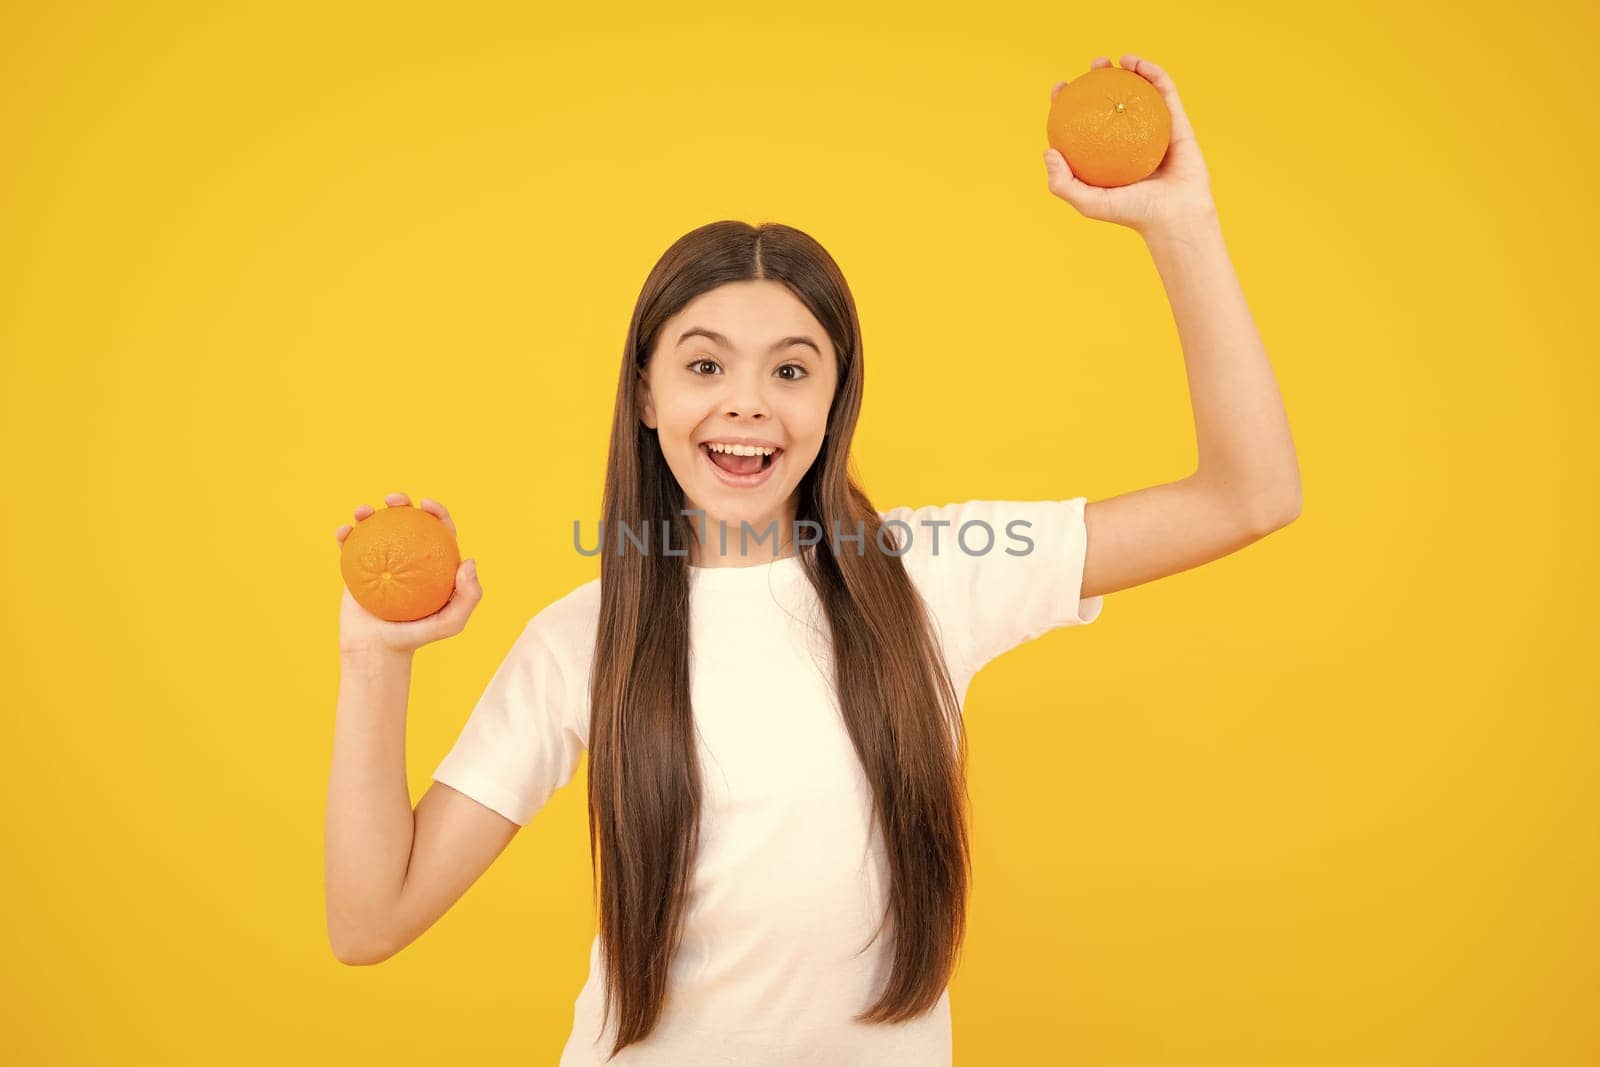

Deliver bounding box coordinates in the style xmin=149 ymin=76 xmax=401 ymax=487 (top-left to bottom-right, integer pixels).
xmin=3 ymin=1 xmax=1594 ymax=1063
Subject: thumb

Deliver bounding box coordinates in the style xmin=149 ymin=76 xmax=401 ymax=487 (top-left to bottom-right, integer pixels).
xmin=1043 ymin=148 xmax=1079 ymax=201
xmin=455 ymin=558 xmax=481 ymax=602
xmin=1043 ymin=147 xmax=1113 ymax=218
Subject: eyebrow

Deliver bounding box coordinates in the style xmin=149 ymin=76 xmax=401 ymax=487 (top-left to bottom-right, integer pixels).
xmin=675 ymin=327 xmax=822 ymax=358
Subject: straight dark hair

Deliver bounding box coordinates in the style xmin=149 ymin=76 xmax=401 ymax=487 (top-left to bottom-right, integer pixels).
xmin=587 ymin=219 xmax=971 ymax=1058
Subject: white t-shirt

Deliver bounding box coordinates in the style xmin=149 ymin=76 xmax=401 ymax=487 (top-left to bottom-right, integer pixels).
xmin=431 ymin=498 xmax=1105 ymax=1066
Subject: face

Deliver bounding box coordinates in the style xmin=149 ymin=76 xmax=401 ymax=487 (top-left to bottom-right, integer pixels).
xmin=637 ymin=279 xmax=839 ymax=562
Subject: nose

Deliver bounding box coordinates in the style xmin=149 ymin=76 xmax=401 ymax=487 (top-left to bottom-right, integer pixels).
xmin=721 ymin=365 xmax=770 ymax=420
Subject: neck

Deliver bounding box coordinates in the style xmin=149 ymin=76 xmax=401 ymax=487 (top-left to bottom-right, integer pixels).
xmin=687 ymin=502 xmax=799 ymax=568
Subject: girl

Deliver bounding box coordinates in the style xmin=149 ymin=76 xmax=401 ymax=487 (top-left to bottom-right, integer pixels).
xmin=325 ymin=55 xmax=1301 ymax=1066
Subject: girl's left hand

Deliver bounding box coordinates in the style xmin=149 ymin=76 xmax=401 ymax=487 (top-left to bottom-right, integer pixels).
xmin=1044 ymin=54 xmax=1217 ymax=237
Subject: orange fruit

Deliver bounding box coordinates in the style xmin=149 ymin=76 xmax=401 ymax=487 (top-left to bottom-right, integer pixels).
xmin=1045 ymin=66 xmax=1172 ymax=188
xmin=340 ymin=505 xmax=461 ymax=622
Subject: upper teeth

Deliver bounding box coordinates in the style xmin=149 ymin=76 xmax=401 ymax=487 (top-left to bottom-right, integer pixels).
xmin=707 ymin=442 xmax=776 ymax=456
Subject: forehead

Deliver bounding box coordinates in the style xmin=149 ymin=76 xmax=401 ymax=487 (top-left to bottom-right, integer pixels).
xmin=661 ymin=280 xmax=829 ymax=350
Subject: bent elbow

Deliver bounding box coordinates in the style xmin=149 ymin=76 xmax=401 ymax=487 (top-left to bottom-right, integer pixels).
xmin=331 ymin=942 xmax=391 ymax=967
xmin=1254 ymin=485 xmax=1302 ymax=535
xmin=1278 ymin=489 xmax=1303 ymax=528
xmin=329 ymin=928 xmax=395 ymax=967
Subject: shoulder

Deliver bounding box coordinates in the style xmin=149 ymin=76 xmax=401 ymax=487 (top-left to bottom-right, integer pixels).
xmin=874 ymin=499 xmax=975 ymax=593
xmin=493 ymin=576 xmax=600 ymax=745
xmin=530 ymin=574 xmax=602 ymax=634
xmin=877 ymin=498 xmax=1088 ymax=561
xmin=519 ymin=575 xmax=602 ymax=675
xmin=875 ymin=497 xmax=1100 ymax=676
xmin=872 ymin=500 xmax=983 ymax=672
xmin=875 ymin=497 xmax=1061 ymax=579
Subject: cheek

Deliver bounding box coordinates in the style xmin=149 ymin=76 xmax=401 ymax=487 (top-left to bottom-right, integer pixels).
xmin=650 ymin=391 xmax=704 ymax=437
xmin=775 ymin=393 xmax=830 ymax=439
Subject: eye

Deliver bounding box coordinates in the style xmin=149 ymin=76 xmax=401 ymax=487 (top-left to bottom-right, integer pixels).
xmin=686 ymin=358 xmax=808 ymax=381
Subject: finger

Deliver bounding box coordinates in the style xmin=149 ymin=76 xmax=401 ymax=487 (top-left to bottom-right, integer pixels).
xmin=418 ymin=497 xmax=458 ymax=537
xmin=353 ymin=503 xmax=374 ymax=520
xmin=1044 ymin=148 xmax=1116 ymax=217
xmin=1091 ymin=56 xmax=1112 ymax=69
xmin=385 ymin=492 xmax=411 ymax=507
xmin=444 ymin=559 xmax=482 ymax=624
xmin=1120 ymin=54 xmax=1196 ymax=142
xmin=335 ymin=523 xmax=351 ymax=543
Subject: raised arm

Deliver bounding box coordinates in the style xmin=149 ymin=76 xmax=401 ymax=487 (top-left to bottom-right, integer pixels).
xmin=325 ymin=493 xmax=504 ymax=964
xmin=325 ymin=645 xmax=423 ymax=963
xmin=1042 ymin=54 xmax=1302 ymax=599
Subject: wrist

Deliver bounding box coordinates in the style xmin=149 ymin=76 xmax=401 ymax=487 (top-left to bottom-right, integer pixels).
xmin=1141 ymin=202 xmax=1220 ymax=245
xmin=340 ymin=643 xmax=414 ymax=668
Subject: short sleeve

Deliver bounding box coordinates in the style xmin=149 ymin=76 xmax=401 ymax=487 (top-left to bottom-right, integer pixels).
xmin=430 ymin=613 xmax=586 ymax=827
xmin=877 ymin=497 xmax=1104 ymax=676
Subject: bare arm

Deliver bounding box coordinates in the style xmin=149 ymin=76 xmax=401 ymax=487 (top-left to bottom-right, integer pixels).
xmin=1146 ymin=211 xmax=1302 ymax=523
xmin=326 ymin=492 xmax=513 ymax=965
xmin=382 ymin=781 xmax=520 ymax=959
xmin=1077 ymin=211 xmax=1302 ymax=600
xmin=1042 ymin=56 xmax=1302 ymax=602
xmin=324 ymin=646 xmax=419 ymax=964
xmin=324 ymin=647 xmax=522 ymax=966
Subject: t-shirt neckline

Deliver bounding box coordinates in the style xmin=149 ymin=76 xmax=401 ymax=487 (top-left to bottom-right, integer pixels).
xmin=687 ymin=551 xmax=807 ymax=585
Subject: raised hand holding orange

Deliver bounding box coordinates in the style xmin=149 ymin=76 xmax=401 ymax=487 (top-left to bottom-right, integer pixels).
xmin=1044 ymin=54 xmax=1216 ymax=236
xmin=334 ymin=492 xmax=481 ymax=654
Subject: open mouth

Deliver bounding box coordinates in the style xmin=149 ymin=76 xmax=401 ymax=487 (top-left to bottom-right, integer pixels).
xmin=700 ymin=443 xmax=781 ymax=484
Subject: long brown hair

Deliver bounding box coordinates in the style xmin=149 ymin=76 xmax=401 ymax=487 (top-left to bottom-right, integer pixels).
xmin=587 ymin=219 xmax=970 ymax=1058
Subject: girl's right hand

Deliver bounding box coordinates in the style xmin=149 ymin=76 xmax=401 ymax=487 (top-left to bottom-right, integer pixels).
xmin=335 ymin=492 xmax=483 ymax=656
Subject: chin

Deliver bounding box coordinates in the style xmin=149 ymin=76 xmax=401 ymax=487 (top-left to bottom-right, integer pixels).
xmin=701 ymin=493 xmax=772 ymax=522
xmin=700 ymin=482 xmax=782 ymax=516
